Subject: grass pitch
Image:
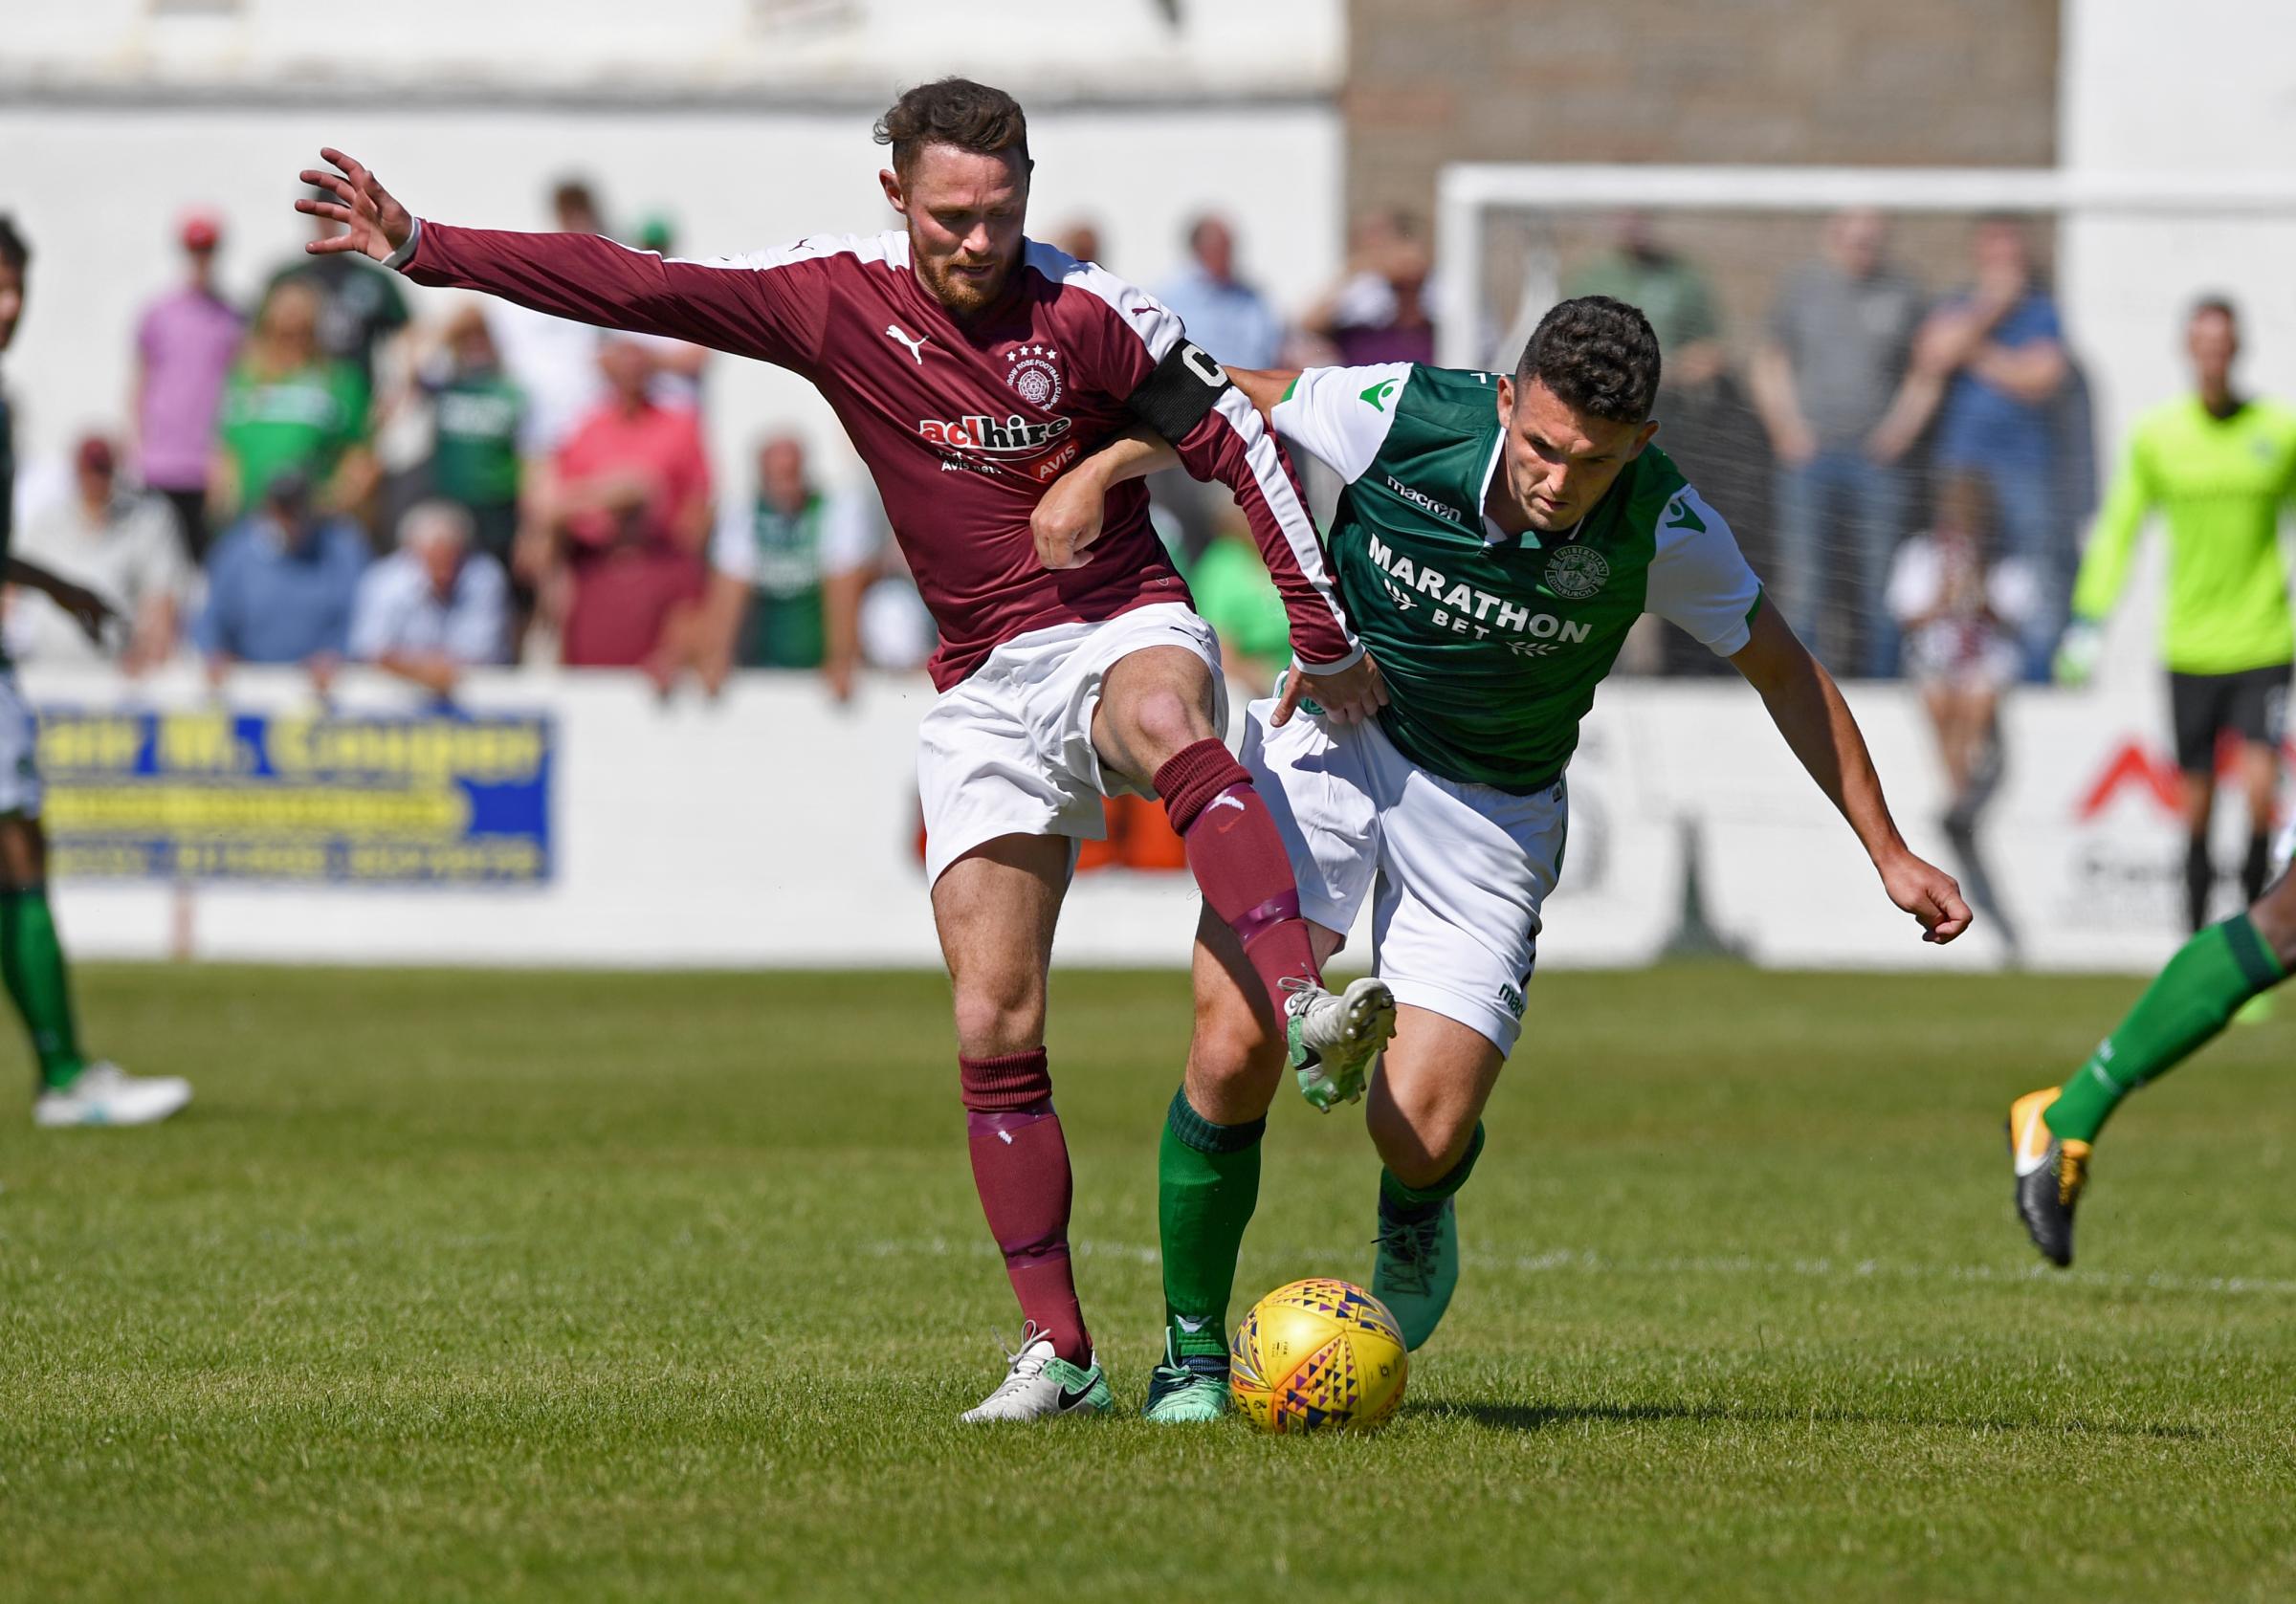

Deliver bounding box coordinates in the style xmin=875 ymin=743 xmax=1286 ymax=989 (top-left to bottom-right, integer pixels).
xmin=3 ymin=962 xmax=2294 ymax=1603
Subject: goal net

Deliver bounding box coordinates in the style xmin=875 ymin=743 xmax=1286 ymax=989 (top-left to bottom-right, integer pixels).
xmin=1432 ymin=165 xmax=2296 ymax=685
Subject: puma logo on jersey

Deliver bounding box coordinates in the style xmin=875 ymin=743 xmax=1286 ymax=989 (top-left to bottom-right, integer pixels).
xmin=885 ymin=323 xmax=928 ymax=364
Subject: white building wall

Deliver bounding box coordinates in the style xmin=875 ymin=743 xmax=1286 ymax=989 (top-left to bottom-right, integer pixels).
xmin=0 ymin=100 xmax=1342 ymax=488
xmin=0 ymin=2 xmax=1344 ymax=483
xmin=2 ymin=1 xmax=1343 ymax=100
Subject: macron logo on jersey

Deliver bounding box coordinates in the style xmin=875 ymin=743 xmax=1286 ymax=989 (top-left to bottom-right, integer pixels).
xmin=1383 ymin=474 xmax=1463 ymax=524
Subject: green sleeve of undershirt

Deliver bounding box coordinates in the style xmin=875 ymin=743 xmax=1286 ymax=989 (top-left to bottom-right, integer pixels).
xmin=2072 ymin=432 xmax=2154 ymax=624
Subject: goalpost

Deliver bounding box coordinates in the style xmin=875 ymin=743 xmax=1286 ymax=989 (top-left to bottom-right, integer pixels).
xmin=1431 ymin=163 xmax=2296 ymax=692
xmin=1434 ymin=163 xmax=2296 ymax=374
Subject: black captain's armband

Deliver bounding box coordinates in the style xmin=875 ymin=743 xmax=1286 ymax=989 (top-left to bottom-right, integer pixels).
xmin=1126 ymin=340 xmax=1232 ymax=441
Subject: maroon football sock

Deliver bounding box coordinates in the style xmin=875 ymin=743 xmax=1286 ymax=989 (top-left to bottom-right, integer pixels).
xmin=1155 ymin=738 xmax=1323 ymax=1012
xmin=960 ymin=1049 xmax=1091 ymax=1366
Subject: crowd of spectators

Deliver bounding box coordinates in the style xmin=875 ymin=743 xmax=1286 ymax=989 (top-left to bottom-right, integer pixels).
xmin=1735 ymin=209 xmax=2090 ymax=682
xmin=7 ymin=187 xmax=2099 ymax=706
xmin=6 ymin=180 xmax=936 ymax=702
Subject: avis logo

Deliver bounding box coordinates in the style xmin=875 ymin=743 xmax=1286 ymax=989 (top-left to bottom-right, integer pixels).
xmin=1027 ymin=441 xmax=1081 ymax=483
xmin=918 ymin=414 xmax=1074 ymax=455
xmin=2078 ymin=736 xmax=2296 ymax=820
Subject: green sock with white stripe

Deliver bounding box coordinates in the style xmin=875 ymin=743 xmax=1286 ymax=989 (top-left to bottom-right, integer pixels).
xmin=1159 ymin=1086 xmax=1263 ymax=1364
xmin=2045 ymin=913 xmax=2285 ymax=1144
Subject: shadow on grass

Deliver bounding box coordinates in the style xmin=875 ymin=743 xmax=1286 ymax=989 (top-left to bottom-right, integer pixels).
xmin=1428 ymin=1399 xmax=2209 ymax=1440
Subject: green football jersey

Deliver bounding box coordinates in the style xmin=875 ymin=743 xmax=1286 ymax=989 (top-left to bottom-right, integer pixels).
xmin=1272 ymin=363 xmax=1763 ymax=792
xmin=2071 ymin=394 xmax=2296 ymax=675
xmin=428 ymin=370 xmax=525 ymax=508
xmin=217 ymin=358 xmax=369 ymax=515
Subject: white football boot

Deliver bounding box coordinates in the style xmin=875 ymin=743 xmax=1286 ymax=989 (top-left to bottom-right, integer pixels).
xmin=958 ymin=1322 xmax=1114 ymax=1423
xmin=1284 ymin=976 xmax=1398 ymax=1111
xmin=34 ymin=1062 xmax=193 ymax=1129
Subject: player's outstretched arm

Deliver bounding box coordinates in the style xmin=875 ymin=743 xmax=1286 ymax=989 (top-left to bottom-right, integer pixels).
xmin=298 ymin=148 xmax=415 ymax=261
xmin=1730 ymin=603 xmax=1973 ymax=944
xmin=298 ymin=149 xmax=808 ymax=365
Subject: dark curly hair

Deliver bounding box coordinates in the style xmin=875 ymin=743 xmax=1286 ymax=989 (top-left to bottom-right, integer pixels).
xmin=0 ymin=215 xmax=28 ymax=275
xmin=1515 ymin=296 xmax=1662 ymax=423
xmin=873 ymin=78 xmax=1032 ymax=180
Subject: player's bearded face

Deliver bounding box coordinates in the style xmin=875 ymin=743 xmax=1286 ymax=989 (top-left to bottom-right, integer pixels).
xmin=1494 ymin=377 xmax=1657 ymax=532
xmin=883 ymin=145 xmax=1029 ymax=319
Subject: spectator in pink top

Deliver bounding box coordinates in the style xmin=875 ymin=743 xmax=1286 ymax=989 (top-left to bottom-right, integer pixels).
xmin=532 ymin=333 xmax=712 ymax=668
xmin=133 ymin=212 xmax=244 ymax=560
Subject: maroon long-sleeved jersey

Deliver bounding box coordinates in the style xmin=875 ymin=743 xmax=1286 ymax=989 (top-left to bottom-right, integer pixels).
xmin=390 ymin=221 xmax=1357 ymax=689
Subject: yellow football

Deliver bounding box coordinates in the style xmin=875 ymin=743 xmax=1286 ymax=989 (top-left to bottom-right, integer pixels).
xmin=1229 ymin=1277 xmax=1408 ymax=1433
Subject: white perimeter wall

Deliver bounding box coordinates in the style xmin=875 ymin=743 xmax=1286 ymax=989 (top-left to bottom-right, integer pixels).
xmin=2059 ymin=0 xmax=2296 ymax=445
xmin=0 ymin=99 xmax=1342 ymax=490
xmin=31 ymin=664 xmax=2250 ymax=977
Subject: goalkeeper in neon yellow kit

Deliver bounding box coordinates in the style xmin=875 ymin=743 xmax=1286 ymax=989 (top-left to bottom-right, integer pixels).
xmin=2015 ymin=297 xmax=2296 ymax=1264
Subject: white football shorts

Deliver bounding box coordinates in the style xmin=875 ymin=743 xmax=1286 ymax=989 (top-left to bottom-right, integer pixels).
xmin=1241 ymin=698 xmax=1565 ymax=1056
xmin=0 ymin=672 xmax=43 ymax=818
xmin=917 ymin=603 xmax=1225 ymax=885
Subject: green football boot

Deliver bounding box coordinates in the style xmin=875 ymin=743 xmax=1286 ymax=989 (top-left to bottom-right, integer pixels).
xmin=1283 ymin=976 xmax=1398 ymax=1111
xmin=1373 ymin=1194 xmax=1459 ymax=1351
xmin=1142 ymin=1329 xmax=1230 ymax=1424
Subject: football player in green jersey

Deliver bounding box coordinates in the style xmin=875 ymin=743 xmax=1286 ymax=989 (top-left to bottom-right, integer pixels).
xmin=2058 ymin=297 xmax=2296 ymax=935
xmin=1035 ymin=297 xmax=1969 ymax=1418
xmin=0 ymin=218 xmax=193 ymax=1127
xmin=2013 ymin=297 xmax=2296 ymax=1264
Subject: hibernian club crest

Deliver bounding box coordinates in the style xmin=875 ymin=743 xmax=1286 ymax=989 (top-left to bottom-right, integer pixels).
xmin=1005 ymin=343 xmax=1063 ymax=409
xmin=1544 ymin=543 xmax=1610 ymax=600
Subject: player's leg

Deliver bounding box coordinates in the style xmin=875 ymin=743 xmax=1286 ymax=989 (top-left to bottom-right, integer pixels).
xmin=1092 ymin=641 xmax=1392 ymax=1106
xmin=1143 ymin=910 xmax=1346 ymax=1422
xmin=933 ymin=834 xmax=1112 ymax=1422
xmin=2170 ymin=671 xmax=2221 ymax=933
xmin=1354 ymin=736 xmax=1560 ymax=1351
xmin=2232 ymin=665 xmax=2287 ymax=906
xmin=1146 ymin=699 xmax=1373 ymax=1422
xmin=1364 ymin=1007 xmax=1502 ymax=1351
xmin=2008 ymin=864 xmax=2296 ymax=1266
xmin=2238 ymin=738 xmax=2279 ymax=904
xmin=0 ymin=676 xmax=188 ymax=1128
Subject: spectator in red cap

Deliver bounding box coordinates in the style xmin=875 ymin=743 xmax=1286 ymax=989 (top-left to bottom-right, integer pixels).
xmin=9 ymin=435 xmax=189 ymax=671
xmin=132 ymin=211 xmax=243 ymax=560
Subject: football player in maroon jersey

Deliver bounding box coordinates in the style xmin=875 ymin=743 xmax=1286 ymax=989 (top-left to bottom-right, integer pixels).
xmin=298 ymin=78 xmax=1394 ymax=1421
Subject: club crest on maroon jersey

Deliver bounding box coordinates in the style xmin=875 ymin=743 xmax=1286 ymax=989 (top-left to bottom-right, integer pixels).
xmin=1005 ymin=343 xmax=1064 ymax=410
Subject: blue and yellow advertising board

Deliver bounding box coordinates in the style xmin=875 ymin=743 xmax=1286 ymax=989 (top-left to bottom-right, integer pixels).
xmin=35 ymin=708 xmax=553 ymax=884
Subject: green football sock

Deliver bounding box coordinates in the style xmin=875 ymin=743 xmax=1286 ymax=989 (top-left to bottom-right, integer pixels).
xmin=0 ymin=886 xmax=86 ymax=1090
xmin=2046 ymin=913 xmax=2285 ymax=1144
xmin=1380 ymin=1122 xmax=1487 ymax=1222
xmin=1159 ymin=1086 xmax=1263 ymax=1363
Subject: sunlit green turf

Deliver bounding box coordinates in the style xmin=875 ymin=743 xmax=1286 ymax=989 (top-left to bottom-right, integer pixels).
xmin=3 ymin=963 xmax=2293 ymax=1602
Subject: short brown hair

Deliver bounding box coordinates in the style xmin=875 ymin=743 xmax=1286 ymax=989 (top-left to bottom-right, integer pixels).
xmin=873 ymin=78 xmax=1031 ymax=179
